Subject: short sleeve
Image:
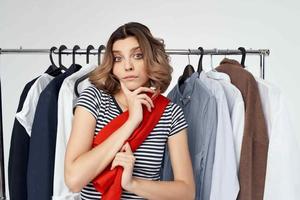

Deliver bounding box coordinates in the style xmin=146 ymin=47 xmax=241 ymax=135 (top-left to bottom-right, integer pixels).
xmin=169 ymin=103 xmax=188 ymax=137
xmin=75 ymin=85 xmax=101 ymax=119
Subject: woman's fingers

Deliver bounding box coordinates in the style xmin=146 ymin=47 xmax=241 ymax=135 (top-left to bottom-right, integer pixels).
xmin=123 ymin=142 xmax=133 ymax=154
xmin=140 ymin=99 xmax=152 ymax=112
xmin=115 ymin=154 xmax=135 ymax=162
xmin=120 ymin=81 xmax=131 ymax=96
xmin=119 ymin=84 xmax=156 ymax=126
xmin=111 ymin=159 xmax=129 ymax=170
xmin=111 ymin=160 xmax=134 ymax=171
xmin=120 ymin=82 xmax=155 ymax=107
xmin=121 ymin=82 xmax=154 ymax=96
xmin=138 ymin=93 xmax=154 ymax=108
xmin=111 ymin=151 xmax=135 ymax=170
xmin=134 ymin=87 xmax=155 ymax=95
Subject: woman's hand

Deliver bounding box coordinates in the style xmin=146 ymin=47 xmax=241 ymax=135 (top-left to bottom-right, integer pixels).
xmin=120 ymin=82 xmax=155 ymax=128
xmin=110 ymin=142 xmax=136 ymax=191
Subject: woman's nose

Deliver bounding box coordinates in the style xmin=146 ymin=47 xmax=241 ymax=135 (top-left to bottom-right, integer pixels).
xmin=124 ymin=58 xmax=134 ymax=71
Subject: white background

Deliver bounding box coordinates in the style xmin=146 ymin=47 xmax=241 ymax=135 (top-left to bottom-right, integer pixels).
xmin=1 ymin=0 xmax=299 ymax=199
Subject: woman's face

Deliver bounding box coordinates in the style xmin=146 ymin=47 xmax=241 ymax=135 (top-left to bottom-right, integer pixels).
xmin=112 ymin=36 xmax=149 ymax=91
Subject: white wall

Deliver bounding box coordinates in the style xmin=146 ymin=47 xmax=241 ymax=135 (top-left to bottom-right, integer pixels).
xmin=1 ymin=0 xmax=299 ymax=198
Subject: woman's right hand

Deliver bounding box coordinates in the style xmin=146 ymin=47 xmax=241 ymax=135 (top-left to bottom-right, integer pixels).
xmin=120 ymin=82 xmax=155 ymax=128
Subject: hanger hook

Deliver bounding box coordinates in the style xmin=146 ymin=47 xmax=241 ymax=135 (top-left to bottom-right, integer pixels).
xmin=98 ymin=45 xmax=105 ymax=65
xmin=72 ymin=45 xmax=80 ymax=65
xmin=238 ymin=47 xmax=246 ymax=68
xmin=86 ymin=45 xmax=95 ymax=64
xmin=197 ymin=47 xmax=204 ymax=74
xmin=49 ymin=46 xmax=57 ymax=66
xmin=58 ymin=45 xmax=67 ymax=70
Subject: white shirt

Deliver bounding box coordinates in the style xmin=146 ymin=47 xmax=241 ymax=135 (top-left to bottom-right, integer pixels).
xmin=15 ymin=73 xmax=54 ymax=136
xmin=256 ymin=78 xmax=300 ymax=200
xmin=52 ymin=64 xmax=96 ymax=200
xmin=200 ymin=71 xmax=239 ymax=200
xmin=207 ymin=70 xmax=245 ymax=166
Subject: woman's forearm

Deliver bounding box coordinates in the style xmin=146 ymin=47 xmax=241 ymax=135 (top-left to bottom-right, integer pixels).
xmin=65 ymin=120 xmax=136 ymax=192
xmin=127 ymin=177 xmax=195 ymax=200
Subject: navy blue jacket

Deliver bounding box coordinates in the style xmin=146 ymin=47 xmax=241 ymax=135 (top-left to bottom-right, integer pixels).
xmin=8 ymin=77 xmax=38 ymax=200
xmin=8 ymin=65 xmax=63 ymax=200
xmin=27 ymin=64 xmax=81 ymax=200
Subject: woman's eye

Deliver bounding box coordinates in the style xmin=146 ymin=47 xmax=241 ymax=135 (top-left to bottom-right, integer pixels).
xmin=133 ymin=53 xmax=143 ymax=59
xmin=113 ymin=56 xmax=122 ymax=62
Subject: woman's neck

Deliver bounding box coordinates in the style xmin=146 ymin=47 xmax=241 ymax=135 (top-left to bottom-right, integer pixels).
xmin=114 ymin=91 xmax=128 ymax=111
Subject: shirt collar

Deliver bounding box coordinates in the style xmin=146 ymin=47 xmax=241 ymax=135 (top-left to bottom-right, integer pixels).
xmin=176 ymin=72 xmax=198 ymax=105
xmin=206 ymin=70 xmax=231 ymax=82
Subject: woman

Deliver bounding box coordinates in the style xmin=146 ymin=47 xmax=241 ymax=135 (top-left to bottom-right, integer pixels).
xmin=65 ymin=22 xmax=195 ymax=200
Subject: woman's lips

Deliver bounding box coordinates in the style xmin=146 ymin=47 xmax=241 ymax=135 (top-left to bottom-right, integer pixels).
xmin=123 ymin=75 xmax=138 ymax=80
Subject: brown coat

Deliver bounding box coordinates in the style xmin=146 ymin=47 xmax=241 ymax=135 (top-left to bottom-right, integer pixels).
xmin=217 ymin=58 xmax=269 ymax=200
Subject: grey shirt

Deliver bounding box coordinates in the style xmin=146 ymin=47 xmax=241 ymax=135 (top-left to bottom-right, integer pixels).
xmin=161 ymin=72 xmax=217 ymax=200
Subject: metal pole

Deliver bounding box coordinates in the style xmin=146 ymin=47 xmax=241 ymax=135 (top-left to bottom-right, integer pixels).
xmin=259 ymin=53 xmax=266 ymax=79
xmin=0 ymin=49 xmax=6 ymax=199
xmin=0 ymin=48 xmax=270 ymax=56
xmin=262 ymin=54 xmax=266 ymax=79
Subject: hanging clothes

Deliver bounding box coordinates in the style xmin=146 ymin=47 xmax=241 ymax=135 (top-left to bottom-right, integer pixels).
xmin=199 ymin=71 xmax=239 ymax=200
xmin=216 ymin=58 xmax=268 ymax=200
xmin=161 ymin=72 xmax=217 ymax=200
xmin=9 ymin=66 xmax=61 ymax=200
xmin=27 ymin=64 xmax=81 ymax=200
xmin=8 ymin=77 xmax=38 ymax=200
xmin=206 ymin=71 xmax=245 ymax=166
xmin=15 ymin=73 xmax=55 ymax=136
xmin=256 ymin=78 xmax=300 ymax=200
xmin=52 ymin=64 xmax=96 ymax=200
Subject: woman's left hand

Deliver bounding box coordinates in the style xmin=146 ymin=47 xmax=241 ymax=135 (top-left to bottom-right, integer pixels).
xmin=111 ymin=142 xmax=136 ymax=191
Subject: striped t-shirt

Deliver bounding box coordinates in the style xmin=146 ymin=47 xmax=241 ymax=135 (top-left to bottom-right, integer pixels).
xmin=76 ymin=85 xmax=188 ymax=200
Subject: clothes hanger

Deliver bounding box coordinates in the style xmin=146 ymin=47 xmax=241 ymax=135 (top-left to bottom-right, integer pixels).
xmin=197 ymin=47 xmax=204 ymax=75
xmin=72 ymin=45 xmax=80 ymax=65
xmin=58 ymin=45 xmax=68 ymax=70
xmin=49 ymin=46 xmax=58 ymax=69
xmin=71 ymin=44 xmax=83 ymax=69
xmin=86 ymin=45 xmax=94 ymax=64
xmin=178 ymin=49 xmax=195 ymax=86
xmin=74 ymin=45 xmax=105 ymax=97
xmin=44 ymin=46 xmax=63 ymax=76
xmin=98 ymin=45 xmax=105 ymax=65
xmin=238 ymin=47 xmax=246 ymax=68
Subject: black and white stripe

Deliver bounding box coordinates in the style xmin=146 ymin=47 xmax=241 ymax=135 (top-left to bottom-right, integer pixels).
xmin=76 ymin=85 xmax=188 ymax=199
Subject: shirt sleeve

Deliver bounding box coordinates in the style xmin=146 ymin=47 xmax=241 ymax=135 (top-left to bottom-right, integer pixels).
xmin=169 ymin=103 xmax=188 ymax=137
xmin=75 ymin=85 xmax=101 ymax=119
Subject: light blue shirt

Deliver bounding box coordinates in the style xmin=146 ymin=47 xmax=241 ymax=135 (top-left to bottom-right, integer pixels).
xmin=161 ymin=72 xmax=217 ymax=200
xmin=200 ymin=71 xmax=239 ymax=200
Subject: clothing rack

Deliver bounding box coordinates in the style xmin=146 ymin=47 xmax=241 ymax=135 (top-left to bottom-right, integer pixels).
xmin=0 ymin=47 xmax=270 ymax=78
xmin=0 ymin=47 xmax=270 ymax=199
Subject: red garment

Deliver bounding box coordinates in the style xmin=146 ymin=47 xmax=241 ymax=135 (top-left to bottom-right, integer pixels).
xmin=92 ymin=94 xmax=170 ymax=200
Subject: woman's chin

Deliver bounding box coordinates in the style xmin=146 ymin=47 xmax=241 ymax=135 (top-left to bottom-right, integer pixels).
xmin=124 ymin=84 xmax=140 ymax=91
xmin=124 ymin=82 xmax=147 ymax=91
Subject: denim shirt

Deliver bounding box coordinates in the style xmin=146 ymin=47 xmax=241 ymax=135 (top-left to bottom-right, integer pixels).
xmin=161 ymin=72 xmax=217 ymax=200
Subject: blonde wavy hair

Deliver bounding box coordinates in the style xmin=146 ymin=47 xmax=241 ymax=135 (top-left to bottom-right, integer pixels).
xmin=89 ymin=22 xmax=173 ymax=94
